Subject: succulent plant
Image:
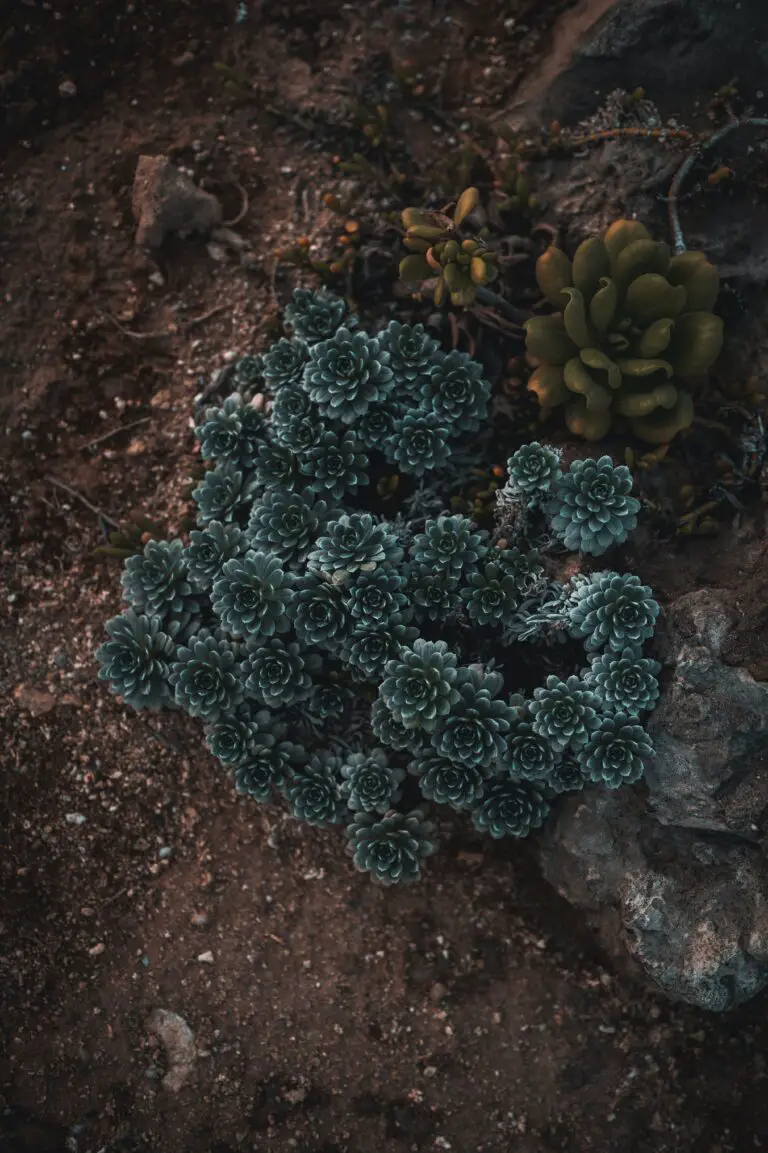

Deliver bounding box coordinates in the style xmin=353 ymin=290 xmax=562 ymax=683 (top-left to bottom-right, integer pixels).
xmin=284 ymin=287 xmax=351 ymax=345
xmin=421 ymin=349 xmax=492 ymax=432
xmin=346 ymin=809 xmax=437 ymax=884
xmin=378 ymin=320 xmax=443 ymax=401
xmin=291 ymin=575 xmax=350 ymax=648
xmin=231 ymin=353 xmax=266 ymax=397
xmin=307 ymin=681 xmax=354 ymax=724
xmin=169 ymin=631 xmax=244 ymax=721
xmin=304 ymin=327 xmax=394 ymax=425
xmin=408 ymin=753 xmax=485 ymax=809
xmin=340 ymin=621 xmax=418 ymax=681
xmin=96 ymin=609 xmax=176 ymax=711
xmin=494 ymin=546 xmax=543 ymax=590
xmin=370 ymin=697 xmax=423 ymax=752
xmin=577 ymin=712 xmax=654 ymax=788
xmin=545 ymin=756 xmax=588 ymax=796
xmin=233 ymin=743 xmax=293 ymax=802
xmin=261 ymin=337 xmax=310 ymax=391
xmin=192 ymin=462 xmax=260 ymax=525
xmin=380 ymin=638 xmax=460 ymax=732
xmin=399 ymin=188 xmax=499 ymax=307
xmin=185 ymin=521 xmax=249 ymax=591
xmin=299 ymin=428 xmax=370 ymax=501
xmin=525 ymin=219 xmax=723 ymax=443
xmin=471 ymin=778 xmax=550 ymax=838
xmin=407 ymin=565 xmax=459 ymax=623
xmin=547 ymin=456 xmax=640 ymax=556
xmin=284 ymin=753 xmax=346 ymax=825
xmin=568 ymin=571 xmax=659 ymax=652
xmin=344 ymin=565 xmax=410 ymax=628
xmin=121 ymin=537 xmax=196 ymax=621
xmin=529 ymin=674 xmax=599 ymax=753
xmin=254 ymin=440 xmax=301 ymax=493
xmin=584 ymin=645 xmax=661 ymax=715
xmin=409 ymin=515 xmax=488 ymax=580
xmin=355 ymin=402 xmax=401 ymax=450
xmin=340 ymin=748 xmax=405 ymax=813
xmin=195 ymin=394 xmax=268 ymax=468
xmin=204 ymin=706 xmax=275 ymax=765
xmin=504 ymin=719 xmax=557 ymax=782
xmin=459 ymin=561 xmax=522 ymax=628
xmin=505 ymin=442 xmax=562 ymax=506
xmin=242 ymin=636 xmax=317 ymax=707
xmin=431 ymin=668 xmax=515 ymax=770
xmin=212 ymin=549 xmax=295 ymax=637
xmin=247 ymin=486 xmax=331 ymax=566
xmin=307 ymin=513 xmax=403 ymax=579
xmin=388 ymin=411 xmax=452 ymax=477
xmin=269 ymin=383 xmax=316 ymax=438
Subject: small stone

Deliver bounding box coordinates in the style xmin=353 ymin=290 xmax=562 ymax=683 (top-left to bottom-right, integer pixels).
xmin=429 ymin=982 xmax=449 ymax=1004
xmin=65 ymin=813 xmax=86 ymax=826
xmin=58 ymin=79 xmax=77 ymax=98
xmin=158 ymin=846 xmax=172 ymax=860
xmin=88 ymin=942 xmax=106 ymax=956
xmin=190 ymin=910 xmax=209 ymax=928
xmin=132 ymin=155 xmax=222 ymax=249
xmin=197 ymin=950 xmax=214 ymax=964
xmin=147 ymin=1009 xmax=196 ymax=1092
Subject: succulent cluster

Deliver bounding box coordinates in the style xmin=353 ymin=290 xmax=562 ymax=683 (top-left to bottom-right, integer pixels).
xmin=525 ymin=219 xmax=723 ymax=444
xmin=98 ymin=288 xmax=660 ymax=887
xmin=399 ymin=187 xmax=499 ymax=307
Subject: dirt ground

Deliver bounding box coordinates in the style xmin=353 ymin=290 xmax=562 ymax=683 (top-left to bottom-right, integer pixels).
xmin=3 ymin=2 xmax=768 ymax=1151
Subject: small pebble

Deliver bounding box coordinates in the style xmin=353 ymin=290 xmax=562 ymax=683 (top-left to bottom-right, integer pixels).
xmin=158 ymin=846 xmax=172 ymax=860
xmin=65 ymin=813 xmax=86 ymax=826
xmin=58 ymin=80 xmax=77 ymax=98
xmin=190 ymin=910 xmax=209 ymax=928
xmin=197 ymin=950 xmax=215 ymax=964
xmin=88 ymin=942 xmax=106 ymax=957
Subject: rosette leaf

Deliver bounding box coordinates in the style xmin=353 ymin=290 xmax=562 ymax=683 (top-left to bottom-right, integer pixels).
xmin=340 ymin=621 xmax=418 ymax=681
xmin=529 ymin=674 xmax=599 ymax=753
xmin=212 ymin=549 xmax=295 ymax=637
xmin=379 ymin=638 xmax=460 ymax=731
xmin=185 ymin=521 xmax=248 ymax=592
xmin=204 ymin=706 xmax=275 ymax=765
xmin=584 ymin=645 xmax=661 ymax=715
xmin=344 ymin=565 xmax=410 ymax=629
xmin=459 ymin=562 xmax=521 ymax=628
xmin=96 ymin=609 xmax=175 ymax=711
xmin=577 ymin=712 xmax=654 ymax=788
xmin=192 ymin=462 xmax=259 ymax=525
xmin=307 ymin=513 xmax=403 ymax=580
xmin=299 ymin=428 xmax=370 ymax=501
xmin=340 ymin=748 xmax=405 ymax=813
xmin=284 ymin=752 xmax=346 ymax=824
xmin=409 ymin=515 xmax=488 ymax=580
xmin=291 ymin=575 xmax=350 ymax=648
xmin=247 ymin=486 xmax=331 ymax=566
xmin=195 ymin=394 xmax=267 ymax=468
xmin=421 ymin=349 xmax=491 ymax=432
xmin=304 ymin=327 xmax=394 ymax=424
xmin=504 ymin=719 xmax=557 ymax=782
xmin=568 ymin=571 xmax=659 ymax=652
xmin=346 ymin=809 xmax=437 ymax=885
xmin=254 ymin=440 xmax=301 ymax=493
xmin=547 ymin=455 xmax=640 ymax=556
xmin=471 ymin=779 xmax=550 ymax=838
xmin=284 ymin=287 xmax=351 ymax=345
xmin=169 ymin=631 xmax=244 ymax=721
xmin=261 ymin=337 xmax=310 ymax=391
xmin=407 ymin=565 xmax=459 ymax=623
xmin=505 ymin=442 xmax=562 ymax=506
xmin=241 ymin=636 xmax=316 ymax=708
xmin=388 ymin=411 xmax=452 ymax=477
xmin=408 ymin=753 xmax=485 ymax=810
xmin=121 ymin=538 xmax=197 ymax=620
xmin=378 ymin=320 xmax=442 ymax=402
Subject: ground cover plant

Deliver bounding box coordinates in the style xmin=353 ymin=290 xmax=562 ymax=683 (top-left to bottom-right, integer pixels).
xmin=97 ymin=286 xmax=661 ymax=885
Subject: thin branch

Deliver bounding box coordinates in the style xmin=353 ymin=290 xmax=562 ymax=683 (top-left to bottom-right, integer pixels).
xmin=182 ymin=303 xmax=230 ymax=333
xmin=667 ymin=117 xmax=768 ymax=254
xmin=222 ymin=182 xmax=249 ymax=227
xmin=100 ymin=310 xmax=173 ymax=341
xmin=82 ymin=417 xmax=151 ymax=451
xmin=45 ymin=475 xmax=120 ymax=530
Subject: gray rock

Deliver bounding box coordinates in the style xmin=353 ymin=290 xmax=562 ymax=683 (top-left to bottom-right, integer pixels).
xmin=539 ymin=590 xmax=768 ymax=1010
xmin=132 ymin=155 xmax=222 ymax=249
xmin=146 ymin=1008 xmax=196 ymax=1091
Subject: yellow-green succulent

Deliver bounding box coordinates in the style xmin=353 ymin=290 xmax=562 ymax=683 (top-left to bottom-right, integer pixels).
xmin=399 ymin=188 xmax=499 ymax=308
xmin=524 ymin=219 xmax=723 ymax=444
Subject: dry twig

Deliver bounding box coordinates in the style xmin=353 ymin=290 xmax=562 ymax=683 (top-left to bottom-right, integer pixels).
xmin=45 ymin=475 xmax=120 ymax=529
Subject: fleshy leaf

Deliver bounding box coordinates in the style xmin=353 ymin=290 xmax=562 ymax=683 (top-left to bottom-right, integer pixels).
xmin=579 ymin=348 xmax=622 ymax=391
xmin=624 ymin=274 xmax=686 ymax=327
xmin=603 ymin=219 xmax=651 ymax=264
xmin=524 ymin=315 xmax=579 ymax=364
xmin=571 ymin=237 xmax=610 ymax=299
xmin=453 ymin=186 xmax=479 ymax=227
xmin=535 ymin=246 xmax=573 ymax=307
xmin=667 ymin=251 xmax=720 ymax=312
xmin=562 ymin=288 xmax=594 ymax=348
xmin=564 ymin=357 xmax=613 ymax=411
xmin=665 ymin=311 xmax=724 ymax=376
xmin=527 ymin=364 xmax=569 ymax=407
xmin=637 ymin=318 xmax=674 ymax=358
xmin=612 ymin=240 xmax=671 ymax=294
xmin=631 ymin=391 xmax=694 ymax=444
xmin=588 ymin=277 xmax=618 ymax=333
xmin=565 ymin=399 xmax=611 ymax=441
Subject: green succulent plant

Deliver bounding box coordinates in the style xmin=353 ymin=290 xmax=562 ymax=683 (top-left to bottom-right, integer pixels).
xmin=471 ymin=778 xmax=550 ymax=839
xmin=96 ymin=609 xmax=176 ymax=711
xmin=546 ymin=455 xmax=640 ymax=557
xmin=399 ymin=188 xmax=499 ymax=307
xmin=346 ymin=809 xmax=437 ymax=884
xmin=380 ymin=638 xmax=460 ymax=732
xmin=340 ymin=748 xmax=405 ymax=813
xmin=577 ymin=712 xmax=654 ymax=788
xmin=408 ymin=753 xmax=486 ymax=810
xmin=169 ymin=631 xmax=245 ymax=721
xmin=525 ymin=219 xmax=723 ymax=443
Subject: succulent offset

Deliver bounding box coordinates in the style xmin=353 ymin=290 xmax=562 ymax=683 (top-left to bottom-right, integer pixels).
xmin=525 ymin=219 xmax=723 ymax=443
xmin=399 ymin=187 xmax=499 ymax=307
xmin=97 ymin=288 xmax=661 ymax=887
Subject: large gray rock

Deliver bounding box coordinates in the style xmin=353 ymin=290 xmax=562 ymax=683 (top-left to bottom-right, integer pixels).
xmin=540 ymin=590 xmax=768 ymax=1011
xmin=132 ymin=155 xmax=222 ymax=249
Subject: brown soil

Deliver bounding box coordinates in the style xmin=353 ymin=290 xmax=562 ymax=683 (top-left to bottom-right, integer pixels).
xmin=3 ymin=3 xmax=768 ymax=1152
